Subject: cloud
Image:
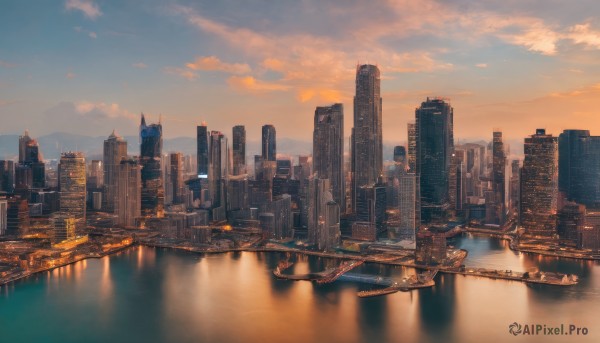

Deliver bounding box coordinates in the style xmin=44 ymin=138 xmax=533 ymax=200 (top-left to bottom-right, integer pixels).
xmin=65 ymin=0 xmax=102 ymax=20
xmin=476 ymin=63 xmax=488 ymax=68
xmin=132 ymin=62 xmax=148 ymax=69
xmin=42 ymin=101 xmax=138 ymax=136
xmin=185 ymin=56 xmax=251 ymax=74
xmin=567 ymin=23 xmax=600 ymax=49
xmin=74 ymin=26 xmax=97 ymax=39
xmin=163 ymin=66 xmax=197 ymax=81
xmin=66 ymin=72 xmax=76 ymax=79
xmin=227 ymin=76 xmax=289 ymax=92
xmin=0 ymin=99 xmax=18 ymax=107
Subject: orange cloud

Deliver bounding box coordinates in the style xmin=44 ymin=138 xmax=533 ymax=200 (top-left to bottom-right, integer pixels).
xmin=186 ymin=56 xmax=251 ymax=74
xmin=227 ymin=76 xmax=289 ymax=92
xmin=164 ymin=66 xmax=197 ymax=81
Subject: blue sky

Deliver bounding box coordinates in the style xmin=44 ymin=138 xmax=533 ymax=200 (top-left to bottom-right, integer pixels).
xmin=2 ymin=0 xmax=600 ymax=145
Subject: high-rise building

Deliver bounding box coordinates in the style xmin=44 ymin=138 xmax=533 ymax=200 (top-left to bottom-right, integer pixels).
xmin=6 ymin=195 xmax=29 ymax=236
xmin=103 ymin=130 xmax=127 ymax=212
xmin=197 ymin=122 xmax=209 ymax=178
xmin=140 ymin=114 xmax=164 ymax=218
xmin=262 ymin=124 xmax=277 ymax=161
xmin=557 ymin=202 xmax=586 ymax=241
xmin=115 ymin=158 xmax=141 ymax=227
xmin=88 ymin=160 xmax=103 ymax=189
xmin=399 ymin=173 xmax=420 ymax=240
xmin=170 ymin=152 xmax=184 ymax=204
xmin=491 ymin=131 xmax=506 ymax=224
xmin=227 ymin=174 xmax=249 ymax=212
xmin=209 ymin=131 xmax=229 ymax=210
xmin=520 ymin=129 xmax=558 ymax=237
xmin=307 ymin=177 xmax=340 ymax=250
xmin=0 ymin=198 xmax=7 ymax=236
xmin=356 ymin=180 xmax=387 ymax=234
xmin=407 ymin=123 xmax=417 ymax=173
xmin=313 ymin=103 xmax=345 ymax=212
xmin=415 ymin=97 xmax=454 ymax=223
xmin=558 ymin=130 xmax=600 ymax=209
xmin=18 ymin=130 xmax=32 ymax=164
xmin=0 ymin=160 xmax=14 ymax=194
xmin=260 ymin=194 xmax=293 ymax=239
xmin=59 ymin=152 xmax=87 ymax=230
xmin=232 ymin=125 xmax=246 ymax=175
xmin=509 ymin=159 xmax=520 ymax=213
xmin=351 ymin=64 xmax=382 ymax=213
xmin=52 ymin=212 xmax=76 ymax=243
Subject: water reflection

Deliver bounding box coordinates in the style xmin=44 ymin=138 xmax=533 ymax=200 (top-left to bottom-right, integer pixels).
xmin=1 ymin=237 xmax=599 ymax=343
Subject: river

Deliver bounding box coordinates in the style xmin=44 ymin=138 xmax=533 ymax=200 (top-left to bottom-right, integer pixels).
xmin=1 ymin=234 xmax=599 ymax=343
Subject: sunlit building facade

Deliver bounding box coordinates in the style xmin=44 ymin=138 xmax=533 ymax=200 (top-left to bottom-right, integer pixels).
xmin=59 ymin=152 xmax=87 ymax=230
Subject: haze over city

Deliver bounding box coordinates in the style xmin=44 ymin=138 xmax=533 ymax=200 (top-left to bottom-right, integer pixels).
xmin=2 ymin=0 xmax=600 ymax=143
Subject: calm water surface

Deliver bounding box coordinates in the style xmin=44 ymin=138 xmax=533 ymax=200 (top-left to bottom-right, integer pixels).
xmin=1 ymin=234 xmax=599 ymax=343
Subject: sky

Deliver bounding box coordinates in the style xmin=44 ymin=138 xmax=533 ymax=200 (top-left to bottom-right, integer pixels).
xmin=2 ymin=0 xmax=600 ymax=147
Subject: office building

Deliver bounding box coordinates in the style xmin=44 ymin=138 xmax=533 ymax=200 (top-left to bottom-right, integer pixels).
xmin=197 ymin=122 xmax=209 ymax=178
xmin=520 ymin=129 xmax=558 ymax=237
xmin=170 ymin=152 xmax=184 ymax=204
xmin=0 ymin=160 xmax=14 ymax=194
xmin=140 ymin=114 xmax=164 ymax=218
xmin=415 ymin=97 xmax=454 ymax=223
xmin=116 ymin=158 xmax=141 ymax=227
xmin=59 ymin=152 xmax=87 ymax=230
xmin=351 ymin=64 xmax=382 ymax=213
xmin=262 ymin=124 xmax=276 ymax=161
xmin=490 ymin=131 xmax=506 ymax=224
xmin=52 ymin=212 xmax=76 ymax=243
xmin=232 ymin=125 xmax=246 ymax=175
xmin=103 ymin=130 xmax=127 ymax=212
xmin=0 ymin=198 xmax=7 ymax=235
xmin=307 ymin=177 xmax=341 ymax=250
xmin=313 ymin=103 xmax=345 ymax=212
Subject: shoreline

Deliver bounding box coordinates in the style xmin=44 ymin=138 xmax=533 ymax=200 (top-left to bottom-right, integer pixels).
xmin=1 ymin=231 xmax=589 ymax=288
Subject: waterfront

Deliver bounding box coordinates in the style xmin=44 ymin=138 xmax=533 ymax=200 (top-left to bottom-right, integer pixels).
xmin=1 ymin=234 xmax=599 ymax=343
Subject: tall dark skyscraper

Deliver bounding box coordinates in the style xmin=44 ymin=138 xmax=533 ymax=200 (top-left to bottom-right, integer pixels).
xmin=18 ymin=130 xmax=32 ymax=164
xmin=139 ymin=113 xmax=164 ymax=218
xmin=103 ymin=130 xmax=127 ymax=213
xmin=415 ymin=97 xmax=454 ymax=223
xmin=209 ymin=131 xmax=229 ymax=211
xmin=351 ymin=64 xmax=382 ymax=213
xmin=197 ymin=122 xmax=209 ymax=178
xmin=0 ymin=160 xmax=15 ymax=194
xmin=313 ymin=103 xmax=345 ymax=212
xmin=558 ymin=130 xmax=600 ymax=209
xmin=232 ymin=125 xmax=246 ymax=175
xmin=169 ymin=152 xmax=184 ymax=204
xmin=520 ymin=129 xmax=558 ymax=237
xmin=262 ymin=124 xmax=276 ymax=161
xmin=491 ymin=131 xmax=506 ymax=224
xmin=15 ymin=131 xmax=45 ymax=190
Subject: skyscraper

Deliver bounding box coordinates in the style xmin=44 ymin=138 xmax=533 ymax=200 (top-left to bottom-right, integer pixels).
xmin=307 ymin=177 xmax=340 ymax=251
xmin=520 ymin=129 xmax=558 ymax=237
xmin=139 ymin=114 xmax=164 ymax=218
xmin=103 ymin=130 xmax=127 ymax=212
xmin=558 ymin=130 xmax=600 ymax=209
xmin=399 ymin=173 xmax=420 ymax=240
xmin=18 ymin=130 xmax=32 ymax=164
xmin=52 ymin=212 xmax=76 ymax=243
xmin=0 ymin=198 xmax=7 ymax=236
xmin=197 ymin=122 xmax=209 ymax=178
xmin=351 ymin=64 xmax=382 ymax=212
xmin=232 ymin=125 xmax=246 ymax=175
xmin=491 ymin=131 xmax=506 ymax=224
xmin=15 ymin=131 xmax=45 ymax=190
xmin=0 ymin=160 xmax=14 ymax=194
xmin=262 ymin=124 xmax=276 ymax=161
xmin=415 ymin=97 xmax=454 ymax=223
xmin=407 ymin=123 xmax=417 ymax=172
xmin=313 ymin=103 xmax=345 ymax=212
xmin=209 ymin=131 xmax=229 ymax=212
xmin=115 ymin=158 xmax=141 ymax=227
xmin=59 ymin=152 xmax=87 ymax=230
xmin=170 ymin=152 xmax=184 ymax=204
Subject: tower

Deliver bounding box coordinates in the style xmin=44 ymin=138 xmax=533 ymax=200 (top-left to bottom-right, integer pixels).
xmin=139 ymin=113 xmax=164 ymax=218
xmin=415 ymin=97 xmax=454 ymax=223
xmin=232 ymin=125 xmax=246 ymax=175
xmin=351 ymin=64 xmax=382 ymax=213
xmin=520 ymin=129 xmax=558 ymax=237
xmin=313 ymin=103 xmax=345 ymax=212
xmin=59 ymin=152 xmax=87 ymax=230
xmin=262 ymin=124 xmax=276 ymax=161
xmin=103 ymin=130 xmax=127 ymax=212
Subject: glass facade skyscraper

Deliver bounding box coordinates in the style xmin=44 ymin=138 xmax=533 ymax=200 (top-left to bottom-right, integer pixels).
xmin=59 ymin=152 xmax=86 ymax=230
xmin=232 ymin=125 xmax=246 ymax=175
xmin=351 ymin=64 xmax=382 ymax=213
xmin=520 ymin=129 xmax=558 ymax=237
xmin=313 ymin=103 xmax=345 ymax=212
xmin=140 ymin=113 xmax=164 ymax=218
xmin=103 ymin=130 xmax=127 ymax=212
xmin=415 ymin=97 xmax=454 ymax=223
xmin=262 ymin=124 xmax=276 ymax=162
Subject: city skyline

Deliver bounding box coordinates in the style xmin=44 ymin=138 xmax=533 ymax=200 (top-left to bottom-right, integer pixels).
xmin=2 ymin=1 xmax=600 ymax=144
